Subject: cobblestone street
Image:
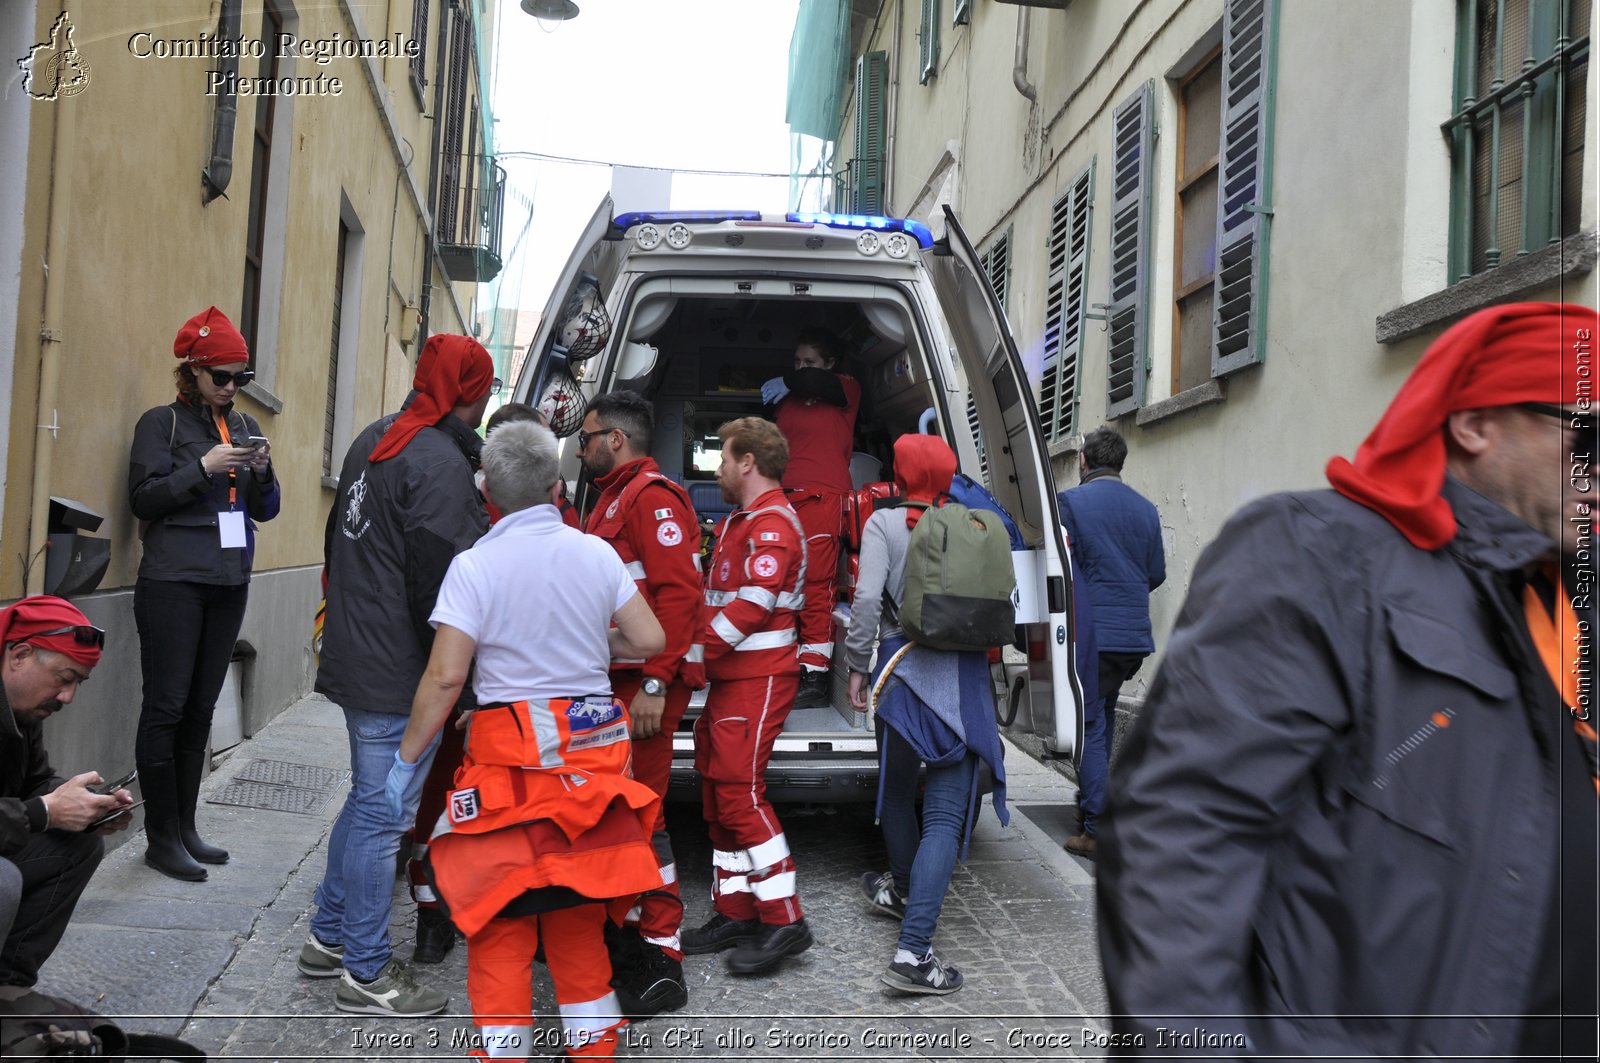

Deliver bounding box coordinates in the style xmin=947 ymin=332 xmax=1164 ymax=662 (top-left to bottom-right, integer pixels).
xmin=38 ymin=695 xmax=1108 ymax=1061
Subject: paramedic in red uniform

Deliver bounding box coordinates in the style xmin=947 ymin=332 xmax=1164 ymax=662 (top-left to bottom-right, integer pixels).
xmin=762 ymin=328 xmax=860 ymax=708
xmin=679 ymin=417 xmax=816 ymax=975
xmin=577 ymin=391 xmax=703 ymax=1017
xmin=389 ymin=419 xmax=668 ymax=1062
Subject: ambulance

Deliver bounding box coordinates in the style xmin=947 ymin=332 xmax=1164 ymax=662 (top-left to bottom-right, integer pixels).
xmin=513 ymin=202 xmax=1086 ymax=801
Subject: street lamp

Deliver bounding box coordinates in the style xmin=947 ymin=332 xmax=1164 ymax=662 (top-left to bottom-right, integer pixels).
xmin=521 ymin=0 xmax=580 ymax=27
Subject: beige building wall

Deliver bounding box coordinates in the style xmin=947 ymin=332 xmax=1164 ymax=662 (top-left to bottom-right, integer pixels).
xmin=835 ymin=0 xmax=1597 ymax=702
xmin=4 ymin=0 xmax=495 ymax=771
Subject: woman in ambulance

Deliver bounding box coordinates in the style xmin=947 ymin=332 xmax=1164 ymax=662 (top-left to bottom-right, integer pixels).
xmin=387 ymin=419 xmax=666 ymax=1062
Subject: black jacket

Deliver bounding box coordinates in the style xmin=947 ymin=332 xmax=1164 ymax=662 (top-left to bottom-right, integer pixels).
xmin=0 ymin=684 xmax=63 ymax=857
xmin=1099 ymin=478 xmax=1594 ymax=1058
xmin=128 ymin=400 xmax=281 ymax=584
xmin=314 ymin=414 xmax=486 ymax=716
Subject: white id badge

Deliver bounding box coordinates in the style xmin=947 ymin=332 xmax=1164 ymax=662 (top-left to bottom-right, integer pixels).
xmin=217 ymin=510 xmax=247 ymax=549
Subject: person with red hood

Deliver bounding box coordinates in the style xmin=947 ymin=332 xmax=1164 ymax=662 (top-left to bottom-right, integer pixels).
xmin=843 ymin=434 xmax=1009 ymax=997
xmin=1099 ymin=303 xmax=1598 ymax=1059
xmin=0 ymin=597 xmax=136 ymax=987
xmin=128 ymin=306 xmax=280 ymax=883
xmin=301 ymin=333 xmax=493 ymax=1018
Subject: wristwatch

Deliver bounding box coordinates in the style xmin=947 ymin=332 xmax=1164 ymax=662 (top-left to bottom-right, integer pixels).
xmin=641 ymin=677 xmax=667 ymax=697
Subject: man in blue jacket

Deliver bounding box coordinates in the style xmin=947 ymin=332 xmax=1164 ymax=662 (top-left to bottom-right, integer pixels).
xmin=1056 ymin=426 xmax=1164 ymax=856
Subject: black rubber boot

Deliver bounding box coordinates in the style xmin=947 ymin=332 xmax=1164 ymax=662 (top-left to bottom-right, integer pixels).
xmin=174 ymin=749 xmax=229 ymax=865
xmin=141 ymin=760 xmax=208 ymax=882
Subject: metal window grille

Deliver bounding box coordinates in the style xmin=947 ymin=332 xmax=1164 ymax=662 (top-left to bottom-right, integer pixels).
xmin=1212 ymin=0 xmax=1278 ymax=378
xmin=1107 ymin=82 xmax=1153 ymax=418
xmin=920 ymin=0 xmax=941 ymax=84
xmin=1041 ymin=162 xmax=1094 ymax=442
xmin=1446 ymin=0 xmax=1589 ymax=281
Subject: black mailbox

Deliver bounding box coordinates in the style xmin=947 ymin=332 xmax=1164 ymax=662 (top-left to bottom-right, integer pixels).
xmin=45 ymin=496 xmax=109 ymax=597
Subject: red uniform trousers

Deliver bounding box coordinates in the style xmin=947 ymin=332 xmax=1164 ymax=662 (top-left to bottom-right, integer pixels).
xmin=694 ymin=673 xmax=803 ymax=927
xmin=610 ymin=672 xmax=690 ymax=957
xmin=788 ymin=490 xmax=844 ymax=672
xmin=467 ymin=904 xmax=624 ymax=1061
xmin=407 ymin=713 xmax=466 ymax=906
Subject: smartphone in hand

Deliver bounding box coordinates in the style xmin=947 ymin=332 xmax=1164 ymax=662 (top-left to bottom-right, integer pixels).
xmin=91 ymin=768 xmax=137 ymax=796
xmin=87 ymin=800 xmax=144 ymax=830
xmin=244 ymin=435 xmax=270 ymax=450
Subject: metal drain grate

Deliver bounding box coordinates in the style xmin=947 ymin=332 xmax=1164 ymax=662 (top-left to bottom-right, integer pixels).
xmin=207 ymin=759 xmax=349 ymax=816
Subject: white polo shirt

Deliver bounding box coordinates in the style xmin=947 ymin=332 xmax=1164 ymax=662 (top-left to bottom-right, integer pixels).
xmin=431 ymin=504 xmax=637 ymax=703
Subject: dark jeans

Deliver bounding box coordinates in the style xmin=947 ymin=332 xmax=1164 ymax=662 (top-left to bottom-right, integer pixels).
xmin=1077 ymin=651 xmax=1146 ymax=835
xmin=0 ymin=829 xmax=104 ymax=986
xmin=877 ymin=722 xmax=978 ymax=957
xmin=133 ymin=578 xmax=249 ymax=765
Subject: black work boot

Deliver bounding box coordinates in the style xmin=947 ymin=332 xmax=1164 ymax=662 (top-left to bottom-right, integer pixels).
xmin=726 ymin=918 xmax=814 ymax=976
xmin=412 ymin=906 xmax=457 ymax=964
xmin=140 ymin=760 xmax=207 ymax=882
xmin=793 ymin=669 xmax=831 ymax=709
xmin=614 ymin=942 xmax=688 ymax=1020
xmin=174 ymin=749 xmax=228 ymax=865
xmin=679 ymin=913 xmax=761 ymax=955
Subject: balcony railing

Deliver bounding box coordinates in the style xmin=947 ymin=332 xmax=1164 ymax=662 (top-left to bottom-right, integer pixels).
xmin=437 ymin=153 xmax=505 ymax=283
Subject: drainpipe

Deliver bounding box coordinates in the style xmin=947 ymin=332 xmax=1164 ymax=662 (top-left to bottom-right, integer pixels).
xmin=1013 ymin=6 xmax=1037 ymax=102
xmin=200 ymin=0 xmax=241 ymax=202
xmin=27 ymin=0 xmax=76 ymax=593
xmin=417 ymin=0 xmax=454 ymax=343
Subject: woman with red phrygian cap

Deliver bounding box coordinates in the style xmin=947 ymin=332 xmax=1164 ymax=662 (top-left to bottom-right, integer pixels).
xmin=127 ymin=307 xmax=280 ymax=882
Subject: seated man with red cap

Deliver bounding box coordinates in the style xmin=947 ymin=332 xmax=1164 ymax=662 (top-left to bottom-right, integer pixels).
xmin=0 ymin=596 xmax=136 ymax=988
xmin=1098 ymin=303 xmax=1598 ymax=1059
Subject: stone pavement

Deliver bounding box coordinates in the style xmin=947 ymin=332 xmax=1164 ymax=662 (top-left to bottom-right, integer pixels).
xmin=34 ymin=695 xmax=1109 ymax=1061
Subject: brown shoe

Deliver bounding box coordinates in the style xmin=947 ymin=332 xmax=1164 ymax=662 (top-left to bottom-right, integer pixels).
xmin=1064 ymin=833 xmax=1097 ymax=858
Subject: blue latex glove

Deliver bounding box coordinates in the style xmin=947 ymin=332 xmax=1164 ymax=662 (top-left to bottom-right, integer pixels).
xmin=384 ymin=751 xmax=420 ymax=821
xmin=760 ymin=375 xmax=790 ymax=406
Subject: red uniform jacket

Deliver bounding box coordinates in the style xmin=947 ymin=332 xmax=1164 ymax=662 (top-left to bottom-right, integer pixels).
xmin=702 ymin=487 xmax=806 ymax=681
xmin=585 ymin=457 xmax=705 ymax=688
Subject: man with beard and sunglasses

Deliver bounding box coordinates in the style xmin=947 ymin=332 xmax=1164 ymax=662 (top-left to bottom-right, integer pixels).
xmin=0 ymin=597 xmax=135 ymax=988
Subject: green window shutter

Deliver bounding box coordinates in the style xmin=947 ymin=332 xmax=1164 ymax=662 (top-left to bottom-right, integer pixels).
xmin=1041 ymin=160 xmax=1095 ymax=442
xmin=954 ymin=0 xmax=972 ymax=26
xmin=1107 ymin=83 xmax=1153 ymax=419
xmin=921 ymin=0 xmax=941 ymax=84
xmin=853 ymin=51 xmax=888 ymax=214
xmin=1212 ymin=0 xmax=1278 ymax=377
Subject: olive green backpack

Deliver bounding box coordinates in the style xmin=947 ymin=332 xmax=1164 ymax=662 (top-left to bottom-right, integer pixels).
xmin=887 ymin=500 xmax=1018 ymax=652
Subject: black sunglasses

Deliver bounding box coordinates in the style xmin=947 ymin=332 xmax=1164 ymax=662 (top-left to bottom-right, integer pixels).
xmin=1521 ymin=402 xmax=1597 ymax=437
xmin=21 ymin=624 xmax=105 ymax=649
xmin=576 ymin=425 xmax=630 ymax=450
xmin=206 ymin=368 xmax=256 ymax=388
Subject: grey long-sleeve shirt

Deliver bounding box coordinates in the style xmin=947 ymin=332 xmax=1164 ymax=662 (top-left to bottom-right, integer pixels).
xmin=843 ymin=508 xmax=911 ymax=674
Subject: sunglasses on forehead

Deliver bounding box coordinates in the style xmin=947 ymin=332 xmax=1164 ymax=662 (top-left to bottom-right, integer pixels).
xmin=206 ymin=368 xmax=256 ymax=388
xmin=20 ymin=624 xmax=105 ymax=649
xmin=1521 ymin=402 xmax=1597 ymax=437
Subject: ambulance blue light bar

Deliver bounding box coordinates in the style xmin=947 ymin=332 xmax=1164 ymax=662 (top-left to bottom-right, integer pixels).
xmin=613 ymin=210 xmax=763 ymax=228
xmin=785 ymin=212 xmax=935 ymax=249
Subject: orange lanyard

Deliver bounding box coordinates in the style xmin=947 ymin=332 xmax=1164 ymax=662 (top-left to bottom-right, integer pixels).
xmin=1522 ymin=573 xmax=1582 ymax=717
xmin=213 ymin=411 xmax=238 ymax=509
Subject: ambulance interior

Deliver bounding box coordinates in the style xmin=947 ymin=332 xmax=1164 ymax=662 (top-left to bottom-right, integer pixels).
xmin=570 ymin=286 xmax=980 ymax=761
